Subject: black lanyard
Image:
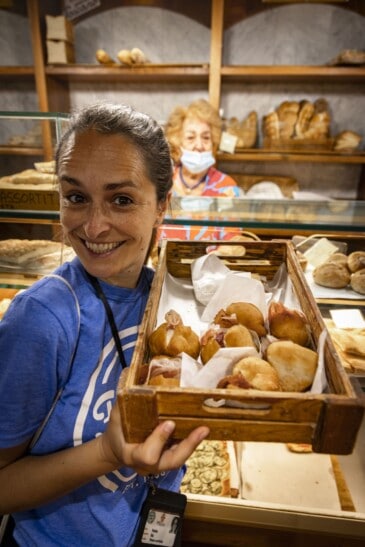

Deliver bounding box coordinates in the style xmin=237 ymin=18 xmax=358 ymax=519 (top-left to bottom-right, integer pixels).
xmin=86 ymin=272 xmax=128 ymax=370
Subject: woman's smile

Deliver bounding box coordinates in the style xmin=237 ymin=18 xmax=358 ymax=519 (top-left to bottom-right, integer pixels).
xmin=83 ymin=239 xmax=124 ymax=255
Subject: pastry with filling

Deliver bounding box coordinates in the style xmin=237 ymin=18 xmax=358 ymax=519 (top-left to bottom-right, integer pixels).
xmin=148 ymin=309 xmax=200 ymax=359
xmin=268 ymin=301 xmax=311 ymax=347
xmin=200 ymin=323 xmax=256 ymax=365
xmin=217 ymin=356 xmax=281 ymax=391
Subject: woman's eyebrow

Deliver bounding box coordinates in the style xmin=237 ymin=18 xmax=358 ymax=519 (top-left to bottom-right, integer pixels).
xmin=59 ymin=176 xmax=137 ymax=190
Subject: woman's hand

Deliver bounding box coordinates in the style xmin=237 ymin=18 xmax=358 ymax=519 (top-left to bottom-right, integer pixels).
xmin=100 ymin=402 xmax=209 ymax=475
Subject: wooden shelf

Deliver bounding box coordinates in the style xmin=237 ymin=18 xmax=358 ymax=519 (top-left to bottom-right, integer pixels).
xmin=0 ymin=66 xmax=35 ymax=79
xmin=45 ymin=63 xmax=210 ymax=83
xmin=220 ymin=65 xmax=365 ymax=82
xmin=0 ymin=145 xmax=44 ymax=156
xmin=217 ymin=149 xmax=365 ymax=164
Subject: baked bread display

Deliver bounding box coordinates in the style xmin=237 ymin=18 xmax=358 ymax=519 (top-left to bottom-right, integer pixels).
xmin=263 ymin=98 xmax=332 ymax=144
xmin=0 ymin=239 xmax=75 ymax=272
xmin=180 ymin=440 xmax=232 ymax=497
xmin=148 ymin=309 xmax=200 ymax=359
xmin=265 ymin=340 xmax=318 ymax=392
xmin=117 ymin=47 xmax=148 ymax=65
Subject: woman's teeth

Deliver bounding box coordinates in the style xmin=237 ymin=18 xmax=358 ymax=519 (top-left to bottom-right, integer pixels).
xmin=85 ymin=241 xmax=121 ymax=254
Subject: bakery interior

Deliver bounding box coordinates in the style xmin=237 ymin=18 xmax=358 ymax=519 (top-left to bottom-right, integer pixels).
xmin=0 ymin=0 xmax=365 ymax=545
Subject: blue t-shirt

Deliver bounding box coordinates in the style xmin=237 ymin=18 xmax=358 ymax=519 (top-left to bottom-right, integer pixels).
xmin=0 ymin=258 xmax=183 ymax=546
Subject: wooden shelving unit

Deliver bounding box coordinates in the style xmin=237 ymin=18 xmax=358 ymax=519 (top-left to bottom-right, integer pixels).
xmin=1 ymin=0 xmax=365 ymax=192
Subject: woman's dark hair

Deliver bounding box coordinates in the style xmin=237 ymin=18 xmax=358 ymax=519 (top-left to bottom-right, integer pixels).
xmin=56 ymin=102 xmax=173 ymax=202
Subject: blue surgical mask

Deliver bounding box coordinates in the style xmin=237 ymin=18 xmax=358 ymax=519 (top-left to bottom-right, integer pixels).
xmin=180 ymin=148 xmax=215 ymax=174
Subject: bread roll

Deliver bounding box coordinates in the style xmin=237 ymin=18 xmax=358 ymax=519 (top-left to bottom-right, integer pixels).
xmin=117 ymin=49 xmax=133 ymax=66
xmin=313 ymin=262 xmax=350 ymax=289
xmin=347 ymin=251 xmax=365 ymax=273
xmin=95 ymin=49 xmax=114 ymax=64
xmin=326 ymin=252 xmax=349 ymax=267
xmin=130 ymin=47 xmax=147 ymax=64
xmin=266 ymin=340 xmax=318 ymax=392
xmin=350 ymin=269 xmax=365 ymax=295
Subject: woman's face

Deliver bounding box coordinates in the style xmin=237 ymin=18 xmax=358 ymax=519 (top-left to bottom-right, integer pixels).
xmin=58 ymin=129 xmax=168 ymax=287
xmin=181 ymin=117 xmax=213 ymax=152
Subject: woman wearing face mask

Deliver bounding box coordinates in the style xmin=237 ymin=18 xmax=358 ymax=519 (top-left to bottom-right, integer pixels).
xmin=165 ymin=99 xmax=240 ymax=198
xmin=157 ymin=99 xmax=242 ymax=242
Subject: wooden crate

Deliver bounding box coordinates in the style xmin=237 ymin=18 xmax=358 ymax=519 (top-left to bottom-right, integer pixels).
xmin=118 ymin=240 xmax=364 ymax=454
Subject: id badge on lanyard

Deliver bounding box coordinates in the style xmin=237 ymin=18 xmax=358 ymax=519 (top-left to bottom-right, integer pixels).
xmin=134 ymin=479 xmax=187 ymax=547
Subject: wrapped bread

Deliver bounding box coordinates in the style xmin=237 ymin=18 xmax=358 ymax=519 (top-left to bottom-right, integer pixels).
xmin=266 ymin=340 xmax=318 ymax=392
xmin=148 ymin=310 xmax=200 ymax=359
xmin=268 ymin=301 xmax=310 ymax=347
xmin=217 ymin=356 xmax=281 ymax=391
xmin=350 ymin=269 xmax=365 ymax=295
xmin=313 ymin=262 xmax=350 ymax=289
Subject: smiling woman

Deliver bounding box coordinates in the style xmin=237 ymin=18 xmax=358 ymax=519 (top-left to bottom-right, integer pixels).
xmin=0 ymin=102 xmax=209 ymax=546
